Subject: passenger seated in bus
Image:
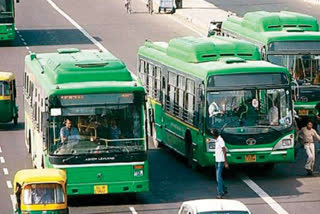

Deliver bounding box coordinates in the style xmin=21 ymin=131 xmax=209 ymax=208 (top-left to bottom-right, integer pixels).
xmin=60 ymin=118 xmax=80 ymax=143
xmin=108 ymin=118 xmax=122 ymax=140
xmin=268 ymin=97 xmax=279 ymax=126
xmin=239 ymin=98 xmax=258 ymax=126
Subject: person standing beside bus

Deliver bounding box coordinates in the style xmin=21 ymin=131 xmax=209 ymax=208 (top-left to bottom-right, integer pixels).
xmin=299 ymin=121 xmax=320 ymax=175
xmin=211 ymin=129 xmax=229 ymax=199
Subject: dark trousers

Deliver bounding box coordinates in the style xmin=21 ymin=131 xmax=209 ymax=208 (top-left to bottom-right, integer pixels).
xmin=216 ymin=162 xmax=227 ymax=196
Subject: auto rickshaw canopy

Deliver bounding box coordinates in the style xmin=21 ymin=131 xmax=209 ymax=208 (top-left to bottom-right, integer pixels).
xmin=14 ymin=169 xmax=66 ymax=192
xmin=0 ymin=71 xmax=15 ymax=82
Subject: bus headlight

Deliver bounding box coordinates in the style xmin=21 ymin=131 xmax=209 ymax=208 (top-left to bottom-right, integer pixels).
xmin=133 ymin=165 xmax=144 ymax=177
xmin=206 ymin=138 xmax=215 ymax=152
xmin=273 ymin=135 xmax=293 ymax=150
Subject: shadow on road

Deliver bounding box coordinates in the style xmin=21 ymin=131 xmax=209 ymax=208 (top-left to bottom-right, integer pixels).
xmin=67 ymin=144 xmax=307 ymax=208
xmin=0 ymin=122 xmax=25 ymax=131
xmin=1 ymin=29 xmax=99 ymax=47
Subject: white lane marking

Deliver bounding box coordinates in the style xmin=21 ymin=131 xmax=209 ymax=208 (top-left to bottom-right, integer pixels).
xmin=129 ymin=207 xmax=138 ymax=214
xmin=26 ymin=46 xmax=30 ymax=50
xmin=241 ymin=175 xmax=288 ymax=214
xmin=6 ymin=180 xmax=12 ymax=189
xmin=46 ymin=0 xmax=138 ymax=79
xmin=10 ymin=194 xmax=16 ymax=211
xmin=0 ymin=157 xmax=5 ymax=163
xmin=0 ymin=146 xmax=2 ymax=153
xmin=168 ymin=14 xmax=205 ymax=36
xmin=3 ymin=168 xmax=8 ymax=175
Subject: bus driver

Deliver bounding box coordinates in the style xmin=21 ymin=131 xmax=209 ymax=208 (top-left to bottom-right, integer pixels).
xmin=60 ymin=118 xmax=80 ymax=143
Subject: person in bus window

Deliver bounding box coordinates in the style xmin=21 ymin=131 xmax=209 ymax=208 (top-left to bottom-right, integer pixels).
xmin=60 ymin=118 xmax=80 ymax=143
xmin=268 ymin=97 xmax=279 ymax=126
xmin=108 ymin=118 xmax=121 ymax=139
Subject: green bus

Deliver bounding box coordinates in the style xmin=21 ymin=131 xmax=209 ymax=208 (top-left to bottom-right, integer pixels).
xmin=210 ymin=11 xmax=320 ymax=125
xmin=138 ymin=36 xmax=294 ymax=168
xmin=23 ymin=48 xmax=149 ymax=195
xmin=0 ymin=0 xmax=19 ymax=41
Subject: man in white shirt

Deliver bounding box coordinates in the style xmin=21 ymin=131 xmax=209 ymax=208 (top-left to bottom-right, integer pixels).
xmin=212 ymin=129 xmax=229 ymax=199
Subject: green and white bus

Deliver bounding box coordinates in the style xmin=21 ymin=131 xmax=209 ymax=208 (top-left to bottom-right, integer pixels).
xmin=138 ymin=36 xmax=294 ymax=168
xmin=23 ymin=48 xmax=149 ymax=195
xmin=210 ymin=11 xmax=320 ymax=125
xmin=0 ymin=0 xmax=19 ymax=41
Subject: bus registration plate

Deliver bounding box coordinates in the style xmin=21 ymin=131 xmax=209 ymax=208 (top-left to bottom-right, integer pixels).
xmin=245 ymin=155 xmax=256 ymax=162
xmin=298 ymin=109 xmax=308 ymax=116
xmin=94 ymin=185 xmax=108 ymax=194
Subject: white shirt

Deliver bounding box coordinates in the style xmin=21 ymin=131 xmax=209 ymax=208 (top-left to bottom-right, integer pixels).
xmin=215 ymin=136 xmax=226 ymax=162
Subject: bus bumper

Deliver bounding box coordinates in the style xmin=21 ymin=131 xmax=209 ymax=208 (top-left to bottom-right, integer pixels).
xmin=200 ymin=148 xmax=294 ymax=166
xmin=226 ymin=148 xmax=295 ymax=164
xmin=0 ymin=25 xmax=15 ymax=41
xmin=66 ymin=180 xmax=149 ymax=195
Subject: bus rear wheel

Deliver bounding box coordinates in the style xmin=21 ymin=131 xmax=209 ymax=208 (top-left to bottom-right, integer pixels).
xmin=185 ymin=133 xmax=197 ymax=169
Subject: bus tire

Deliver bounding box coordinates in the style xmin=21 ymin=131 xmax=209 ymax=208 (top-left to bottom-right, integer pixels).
xmin=185 ymin=131 xmax=196 ymax=169
xmin=27 ymin=130 xmax=32 ymax=154
xmin=152 ymin=123 xmax=160 ymax=148
xmin=13 ymin=116 xmax=18 ymax=126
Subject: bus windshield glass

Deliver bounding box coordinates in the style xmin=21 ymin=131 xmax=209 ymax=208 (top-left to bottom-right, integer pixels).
xmin=0 ymin=0 xmax=13 ymax=15
xmin=206 ymin=88 xmax=292 ymax=131
xmin=0 ymin=81 xmax=10 ymax=96
xmin=268 ymin=54 xmax=320 ymax=85
xmin=48 ymin=104 xmax=144 ymax=155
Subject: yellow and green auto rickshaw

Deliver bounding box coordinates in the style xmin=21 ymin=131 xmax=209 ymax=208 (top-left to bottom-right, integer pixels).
xmin=0 ymin=71 xmax=18 ymax=125
xmin=12 ymin=168 xmax=68 ymax=214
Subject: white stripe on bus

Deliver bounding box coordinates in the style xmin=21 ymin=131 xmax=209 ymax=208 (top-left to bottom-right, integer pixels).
xmin=52 ymin=161 xmax=145 ymax=168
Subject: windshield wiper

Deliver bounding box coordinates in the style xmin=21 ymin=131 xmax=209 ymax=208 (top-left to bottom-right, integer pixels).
xmin=62 ymin=155 xmax=78 ymax=163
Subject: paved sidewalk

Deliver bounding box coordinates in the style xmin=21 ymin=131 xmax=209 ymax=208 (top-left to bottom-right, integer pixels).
xmin=173 ymin=0 xmax=229 ymax=35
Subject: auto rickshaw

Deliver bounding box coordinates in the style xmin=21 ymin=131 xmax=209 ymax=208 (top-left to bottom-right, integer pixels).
xmin=12 ymin=169 xmax=68 ymax=214
xmin=0 ymin=71 xmax=18 ymax=125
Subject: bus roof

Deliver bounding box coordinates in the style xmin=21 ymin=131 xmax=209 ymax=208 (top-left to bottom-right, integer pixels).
xmin=138 ymin=36 xmax=289 ymax=80
xmin=222 ymin=11 xmax=320 ymax=44
xmin=25 ymin=49 xmax=144 ymax=96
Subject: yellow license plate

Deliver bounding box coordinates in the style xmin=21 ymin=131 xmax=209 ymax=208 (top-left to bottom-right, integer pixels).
xmin=94 ymin=185 xmax=108 ymax=194
xmin=245 ymin=155 xmax=256 ymax=162
xmin=298 ymin=109 xmax=309 ymax=116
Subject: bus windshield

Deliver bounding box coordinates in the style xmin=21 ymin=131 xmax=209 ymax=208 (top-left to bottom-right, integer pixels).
xmin=48 ymin=104 xmax=144 ymax=155
xmin=0 ymin=0 xmax=13 ymax=15
xmin=0 ymin=81 xmax=10 ymax=96
xmin=268 ymin=54 xmax=320 ymax=85
xmin=206 ymin=88 xmax=292 ymax=131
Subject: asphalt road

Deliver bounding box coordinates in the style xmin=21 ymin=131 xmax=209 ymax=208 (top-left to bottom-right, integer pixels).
xmin=0 ymin=0 xmax=320 ymax=213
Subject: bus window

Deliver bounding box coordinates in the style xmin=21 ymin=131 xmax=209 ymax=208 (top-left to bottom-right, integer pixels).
xmin=48 ymin=104 xmax=144 ymax=156
xmin=168 ymin=71 xmax=177 ymax=113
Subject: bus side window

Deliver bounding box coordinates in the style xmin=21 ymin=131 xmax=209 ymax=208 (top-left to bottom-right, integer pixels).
xmin=168 ymin=71 xmax=177 ymax=114
xmin=177 ymin=75 xmax=185 ymax=119
xmin=147 ymin=63 xmax=155 ymax=98
xmin=155 ymin=66 xmax=162 ymax=101
xmin=185 ymin=79 xmax=195 ymax=124
xmin=139 ymin=60 xmax=147 ymax=87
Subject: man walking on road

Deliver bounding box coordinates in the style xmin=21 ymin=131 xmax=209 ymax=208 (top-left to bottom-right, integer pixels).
xmin=299 ymin=121 xmax=320 ymax=175
xmin=212 ymin=129 xmax=229 ymax=199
